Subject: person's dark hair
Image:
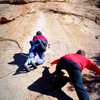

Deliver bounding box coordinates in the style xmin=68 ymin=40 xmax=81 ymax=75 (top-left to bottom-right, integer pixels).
xmin=76 ymin=49 xmax=86 ymax=56
xmin=36 ymin=31 xmax=42 ymax=35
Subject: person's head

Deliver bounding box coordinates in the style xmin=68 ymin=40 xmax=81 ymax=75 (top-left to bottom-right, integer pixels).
xmin=36 ymin=31 xmax=42 ymax=35
xmin=76 ymin=49 xmax=86 ymax=56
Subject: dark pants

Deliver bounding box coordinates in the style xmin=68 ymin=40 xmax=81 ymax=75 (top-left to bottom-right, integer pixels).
xmin=55 ymin=57 xmax=90 ymax=100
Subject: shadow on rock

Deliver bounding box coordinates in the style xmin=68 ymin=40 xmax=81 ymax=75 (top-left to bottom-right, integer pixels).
xmin=90 ymin=52 xmax=100 ymax=66
xmin=28 ymin=67 xmax=73 ymax=100
xmin=8 ymin=53 xmax=29 ymax=75
xmin=82 ymin=74 xmax=100 ymax=95
xmin=67 ymin=73 xmax=100 ymax=99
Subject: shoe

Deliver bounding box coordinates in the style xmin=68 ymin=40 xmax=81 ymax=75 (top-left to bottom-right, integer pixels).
xmin=23 ymin=64 xmax=31 ymax=72
xmin=31 ymin=62 xmax=37 ymax=69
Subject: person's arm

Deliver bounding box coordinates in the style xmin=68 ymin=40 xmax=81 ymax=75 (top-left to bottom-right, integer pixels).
xmin=45 ymin=42 xmax=48 ymax=47
xmin=45 ymin=43 xmax=48 ymax=47
xmin=29 ymin=47 xmax=33 ymax=53
xmin=50 ymin=59 xmax=60 ymax=66
xmin=87 ymin=59 xmax=100 ymax=75
xmin=44 ymin=36 xmax=48 ymax=43
xmin=42 ymin=41 xmax=48 ymax=48
xmin=33 ymin=36 xmax=37 ymax=41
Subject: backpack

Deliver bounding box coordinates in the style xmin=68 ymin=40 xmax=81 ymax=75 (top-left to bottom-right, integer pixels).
xmin=30 ymin=40 xmax=46 ymax=53
xmin=38 ymin=41 xmax=46 ymax=53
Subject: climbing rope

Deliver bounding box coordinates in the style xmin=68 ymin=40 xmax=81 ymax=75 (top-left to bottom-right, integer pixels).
xmin=0 ymin=38 xmax=30 ymax=79
xmin=0 ymin=38 xmax=29 ymax=57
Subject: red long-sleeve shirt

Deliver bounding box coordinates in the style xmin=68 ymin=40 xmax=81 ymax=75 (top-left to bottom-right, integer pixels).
xmin=51 ymin=53 xmax=100 ymax=75
xmin=33 ymin=35 xmax=48 ymax=42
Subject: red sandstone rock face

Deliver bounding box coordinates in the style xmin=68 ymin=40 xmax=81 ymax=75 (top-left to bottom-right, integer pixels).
xmin=0 ymin=17 xmax=9 ymax=24
xmin=0 ymin=1 xmax=100 ymax=100
xmin=9 ymin=0 xmax=29 ymax=4
xmin=0 ymin=0 xmax=29 ymax=3
xmin=0 ymin=4 xmax=30 ymax=23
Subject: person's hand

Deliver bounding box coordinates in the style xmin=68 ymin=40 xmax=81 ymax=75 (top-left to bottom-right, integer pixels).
xmin=51 ymin=63 xmax=53 ymax=66
xmin=50 ymin=62 xmax=53 ymax=66
xmin=48 ymin=61 xmax=53 ymax=66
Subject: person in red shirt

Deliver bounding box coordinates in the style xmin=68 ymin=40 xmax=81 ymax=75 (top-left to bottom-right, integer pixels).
xmin=23 ymin=31 xmax=48 ymax=72
xmin=33 ymin=31 xmax=48 ymax=43
xmin=50 ymin=50 xmax=100 ymax=100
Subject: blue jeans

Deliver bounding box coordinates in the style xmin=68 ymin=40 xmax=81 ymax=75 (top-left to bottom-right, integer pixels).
xmin=26 ymin=51 xmax=45 ymax=65
xmin=55 ymin=57 xmax=90 ymax=100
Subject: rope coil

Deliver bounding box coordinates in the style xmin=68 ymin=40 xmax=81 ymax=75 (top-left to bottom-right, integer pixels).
xmin=0 ymin=38 xmax=29 ymax=57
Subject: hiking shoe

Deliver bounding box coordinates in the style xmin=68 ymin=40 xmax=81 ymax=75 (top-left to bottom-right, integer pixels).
xmin=31 ymin=62 xmax=37 ymax=69
xmin=23 ymin=64 xmax=31 ymax=72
